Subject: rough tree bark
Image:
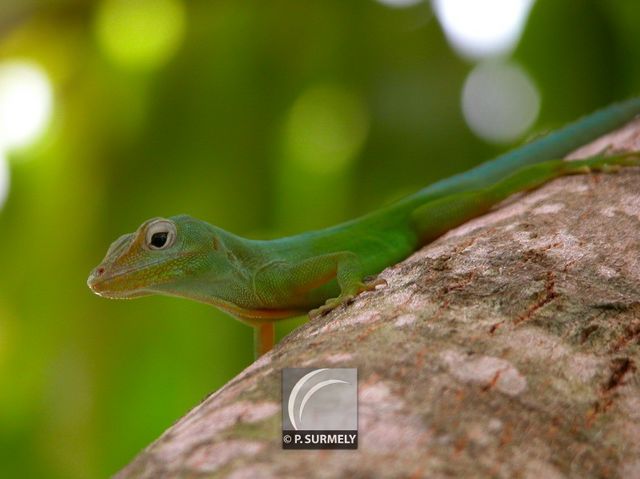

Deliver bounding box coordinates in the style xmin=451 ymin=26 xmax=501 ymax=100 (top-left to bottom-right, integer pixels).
xmin=117 ymin=120 xmax=640 ymax=479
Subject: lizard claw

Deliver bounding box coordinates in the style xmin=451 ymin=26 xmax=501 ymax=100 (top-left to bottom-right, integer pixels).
xmin=308 ymin=276 xmax=387 ymax=319
xmin=309 ymin=295 xmax=354 ymax=319
xmin=362 ymin=277 xmax=387 ymax=291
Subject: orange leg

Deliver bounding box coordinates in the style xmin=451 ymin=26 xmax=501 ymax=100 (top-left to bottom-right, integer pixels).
xmin=253 ymin=323 xmax=275 ymax=359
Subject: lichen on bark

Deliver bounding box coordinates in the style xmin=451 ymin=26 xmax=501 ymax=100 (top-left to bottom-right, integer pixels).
xmin=117 ymin=120 xmax=640 ymax=479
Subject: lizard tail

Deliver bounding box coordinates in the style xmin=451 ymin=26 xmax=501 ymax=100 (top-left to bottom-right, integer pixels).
xmin=407 ymin=96 xmax=640 ymax=206
xmin=410 ymin=151 xmax=640 ymax=244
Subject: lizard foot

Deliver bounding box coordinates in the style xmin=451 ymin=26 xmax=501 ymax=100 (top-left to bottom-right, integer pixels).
xmin=308 ymin=276 xmax=388 ymax=319
xmin=309 ymin=295 xmax=355 ymax=319
xmin=601 ymin=163 xmax=622 ymax=173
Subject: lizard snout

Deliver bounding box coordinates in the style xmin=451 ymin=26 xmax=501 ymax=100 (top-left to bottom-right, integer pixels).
xmin=87 ymin=265 xmax=108 ymax=293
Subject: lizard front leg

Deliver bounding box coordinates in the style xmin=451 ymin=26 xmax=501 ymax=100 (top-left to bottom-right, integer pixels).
xmin=284 ymin=251 xmax=386 ymax=319
xmin=300 ymin=252 xmax=385 ymax=318
xmin=254 ymin=252 xmax=386 ymax=320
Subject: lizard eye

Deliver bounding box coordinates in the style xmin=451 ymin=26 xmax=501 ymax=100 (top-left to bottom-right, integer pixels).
xmin=145 ymin=220 xmax=176 ymax=250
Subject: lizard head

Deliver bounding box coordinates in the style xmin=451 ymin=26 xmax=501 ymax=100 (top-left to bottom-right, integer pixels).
xmin=87 ymin=215 xmax=217 ymax=299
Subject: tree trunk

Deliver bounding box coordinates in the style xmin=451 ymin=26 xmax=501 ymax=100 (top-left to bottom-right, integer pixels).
xmin=116 ymin=120 xmax=640 ymax=479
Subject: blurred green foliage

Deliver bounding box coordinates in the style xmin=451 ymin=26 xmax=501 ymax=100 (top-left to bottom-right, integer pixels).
xmin=0 ymin=0 xmax=639 ymax=477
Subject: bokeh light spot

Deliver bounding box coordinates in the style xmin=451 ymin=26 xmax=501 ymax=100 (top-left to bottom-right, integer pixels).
xmin=0 ymin=60 xmax=53 ymax=150
xmin=95 ymin=0 xmax=186 ymax=71
xmin=433 ymin=0 xmax=534 ymax=59
xmin=462 ymin=61 xmax=540 ymax=143
xmin=377 ymin=0 xmax=423 ymax=8
xmin=285 ymin=85 xmax=369 ymax=175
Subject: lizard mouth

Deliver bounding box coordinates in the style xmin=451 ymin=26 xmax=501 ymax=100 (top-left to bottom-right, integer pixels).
xmin=87 ymin=262 xmax=168 ymax=298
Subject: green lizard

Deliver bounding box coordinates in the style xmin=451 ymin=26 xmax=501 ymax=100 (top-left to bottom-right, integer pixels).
xmin=88 ymin=98 xmax=640 ymax=358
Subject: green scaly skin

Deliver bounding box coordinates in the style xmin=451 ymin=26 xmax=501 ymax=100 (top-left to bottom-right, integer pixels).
xmin=87 ymin=98 xmax=640 ymax=358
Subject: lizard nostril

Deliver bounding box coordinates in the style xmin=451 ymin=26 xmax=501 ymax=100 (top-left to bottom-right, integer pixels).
xmin=96 ymin=267 xmax=105 ymax=276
